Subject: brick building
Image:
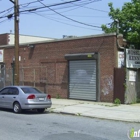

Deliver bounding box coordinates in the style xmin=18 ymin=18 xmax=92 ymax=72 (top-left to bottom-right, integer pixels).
xmin=0 ymin=33 xmax=125 ymax=102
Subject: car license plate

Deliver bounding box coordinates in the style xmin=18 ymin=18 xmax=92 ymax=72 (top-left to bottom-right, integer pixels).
xmin=39 ymin=98 xmax=45 ymax=101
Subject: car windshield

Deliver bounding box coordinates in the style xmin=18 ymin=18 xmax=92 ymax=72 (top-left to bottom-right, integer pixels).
xmin=21 ymin=87 xmax=43 ymax=94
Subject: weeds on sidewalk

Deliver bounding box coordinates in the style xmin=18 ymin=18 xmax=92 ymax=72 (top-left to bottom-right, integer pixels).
xmin=49 ymin=108 xmax=55 ymax=113
xmin=56 ymin=94 xmax=61 ymax=99
xmin=76 ymin=113 xmax=81 ymax=116
xmin=114 ymin=98 xmax=121 ymax=106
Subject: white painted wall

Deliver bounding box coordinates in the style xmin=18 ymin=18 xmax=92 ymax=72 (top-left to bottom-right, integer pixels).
xmin=8 ymin=34 xmax=54 ymax=45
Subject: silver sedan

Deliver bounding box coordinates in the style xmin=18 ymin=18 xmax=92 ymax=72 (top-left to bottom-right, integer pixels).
xmin=0 ymin=86 xmax=52 ymax=113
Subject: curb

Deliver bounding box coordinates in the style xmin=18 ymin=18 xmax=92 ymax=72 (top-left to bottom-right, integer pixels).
xmin=48 ymin=110 xmax=140 ymax=123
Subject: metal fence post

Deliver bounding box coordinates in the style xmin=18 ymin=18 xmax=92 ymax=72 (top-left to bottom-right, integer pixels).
xmin=34 ymin=69 xmax=35 ymax=87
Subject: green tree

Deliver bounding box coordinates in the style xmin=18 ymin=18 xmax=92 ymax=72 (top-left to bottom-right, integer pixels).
xmin=101 ymin=0 xmax=140 ymax=48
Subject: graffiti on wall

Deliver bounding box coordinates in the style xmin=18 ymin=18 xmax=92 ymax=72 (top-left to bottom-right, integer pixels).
xmin=101 ymin=75 xmax=113 ymax=95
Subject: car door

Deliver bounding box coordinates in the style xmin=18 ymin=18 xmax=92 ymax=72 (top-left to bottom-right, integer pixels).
xmin=4 ymin=88 xmax=19 ymax=108
xmin=0 ymin=88 xmax=9 ymax=108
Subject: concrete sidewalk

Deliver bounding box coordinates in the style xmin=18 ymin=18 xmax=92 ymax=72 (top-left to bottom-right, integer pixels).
xmin=48 ymin=98 xmax=140 ymax=123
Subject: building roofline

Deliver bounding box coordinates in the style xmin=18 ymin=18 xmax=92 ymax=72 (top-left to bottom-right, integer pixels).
xmin=9 ymin=33 xmax=56 ymax=39
xmin=0 ymin=32 xmax=56 ymax=39
xmin=0 ymin=33 xmax=117 ymax=48
xmin=0 ymin=33 xmax=8 ymax=36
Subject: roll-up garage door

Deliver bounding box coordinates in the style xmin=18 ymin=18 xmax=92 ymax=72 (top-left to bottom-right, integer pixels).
xmin=69 ymin=60 xmax=96 ymax=101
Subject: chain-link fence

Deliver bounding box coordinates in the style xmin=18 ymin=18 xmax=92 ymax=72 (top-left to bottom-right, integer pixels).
xmin=5 ymin=67 xmax=13 ymax=87
xmin=21 ymin=66 xmax=47 ymax=92
xmin=1 ymin=65 xmax=47 ymax=92
xmin=0 ymin=66 xmax=7 ymax=89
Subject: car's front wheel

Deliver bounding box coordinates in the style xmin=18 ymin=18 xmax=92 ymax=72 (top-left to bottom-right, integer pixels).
xmin=13 ymin=102 xmax=22 ymax=113
xmin=37 ymin=108 xmax=45 ymax=113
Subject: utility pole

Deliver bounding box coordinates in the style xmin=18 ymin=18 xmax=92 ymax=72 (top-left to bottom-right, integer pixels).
xmin=10 ymin=0 xmax=19 ymax=85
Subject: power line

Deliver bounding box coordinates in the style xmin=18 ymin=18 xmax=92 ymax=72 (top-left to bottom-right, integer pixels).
xmin=0 ymin=1 xmax=39 ymax=16
xmin=0 ymin=7 xmax=13 ymax=15
xmin=0 ymin=0 xmax=105 ymax=30
xmin=20 ymin=0 xmax=83 ymax=13
xmin=28 ymin=0 xmax=103 ymax=15
xmin=0 ymin=0 xmax=106 ymax=22
xmin=50 ymin=0 xmax=108 ymax=13
xmin=19 ymin=0 xmax=103 ymax=14
xmin=64 ymin=0 xmax=108 ymax=13
xmin=19 ymin=0 xmax=41 ymax=8
xmin=20 ymin=0 xmax=108 ymax=13
xmin=37 ymin=0 xmax=101 ymax=28
xmin=57 ymin=15 xmax=109 ymax=18
xmin=40 ymin=13 xmax=103 ymax=26
xmin=0 ymin=0 xmax=83 ymax=19
xmin=81 ymin=7 xmax=108 ymax=13
xmin=31 ymin=11 xmax=102 ymax=31
xmin=69 ymin=1 xmax=108 ymax=13
xmin=0 ymin=19 xmax=9 ymax=24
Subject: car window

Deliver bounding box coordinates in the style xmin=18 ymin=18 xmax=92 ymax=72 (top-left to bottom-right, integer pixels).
xmin=9 ymin=88 xmax=19 ymax=95
xmin=0 ymin=88 xmax=9 ymax=95
xmin=21 ymin=87 xmax=42 ymax=94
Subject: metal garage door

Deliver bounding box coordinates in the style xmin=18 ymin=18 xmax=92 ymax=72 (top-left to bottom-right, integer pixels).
xmin=69 ymin=60 xmax=96 ymax=101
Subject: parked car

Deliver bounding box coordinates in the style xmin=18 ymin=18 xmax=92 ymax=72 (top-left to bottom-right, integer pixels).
xmin=0 ymin=86 xmax=52 ymax=113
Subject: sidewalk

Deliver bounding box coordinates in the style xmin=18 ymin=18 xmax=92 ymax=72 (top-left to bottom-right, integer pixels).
xmin=48 ymin=98 xmax=140 ymax=123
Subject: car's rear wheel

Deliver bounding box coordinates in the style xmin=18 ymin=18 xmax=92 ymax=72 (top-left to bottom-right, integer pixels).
xmin=37 ymin=108 xmax=45 ymax=113
xmin=13 ymin=102 xmax=22 ymax=113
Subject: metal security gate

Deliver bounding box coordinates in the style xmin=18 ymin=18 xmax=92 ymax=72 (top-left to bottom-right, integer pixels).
xmin=69 ymin=60 xmax=97 ymax=101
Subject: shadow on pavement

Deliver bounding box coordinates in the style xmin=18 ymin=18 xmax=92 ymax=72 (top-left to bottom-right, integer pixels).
xmin=0 ymin=108 xmax=50 ymax=115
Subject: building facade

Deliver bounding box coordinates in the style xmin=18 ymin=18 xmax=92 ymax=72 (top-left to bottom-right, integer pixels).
xmin=0 ymin=33 xmax=125 ymax=102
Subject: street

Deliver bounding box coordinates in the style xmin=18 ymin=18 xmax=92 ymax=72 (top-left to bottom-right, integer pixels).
xmin=0 ymin=109 xmax=139 ymax=140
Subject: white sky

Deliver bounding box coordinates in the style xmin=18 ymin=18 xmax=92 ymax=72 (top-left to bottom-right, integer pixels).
xmin=0 ymin=0 xmax=131 ymax=39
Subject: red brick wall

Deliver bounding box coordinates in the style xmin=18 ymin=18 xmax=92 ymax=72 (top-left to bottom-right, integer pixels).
xmin=2 ymin=34 xmax=120 ymax=102
xmin=0 ymin=34 xmax=8 ymax=45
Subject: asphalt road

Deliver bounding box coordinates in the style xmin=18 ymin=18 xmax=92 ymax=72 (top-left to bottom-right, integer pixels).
xmin=0 ymin=109 xmax=139 ymax=140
